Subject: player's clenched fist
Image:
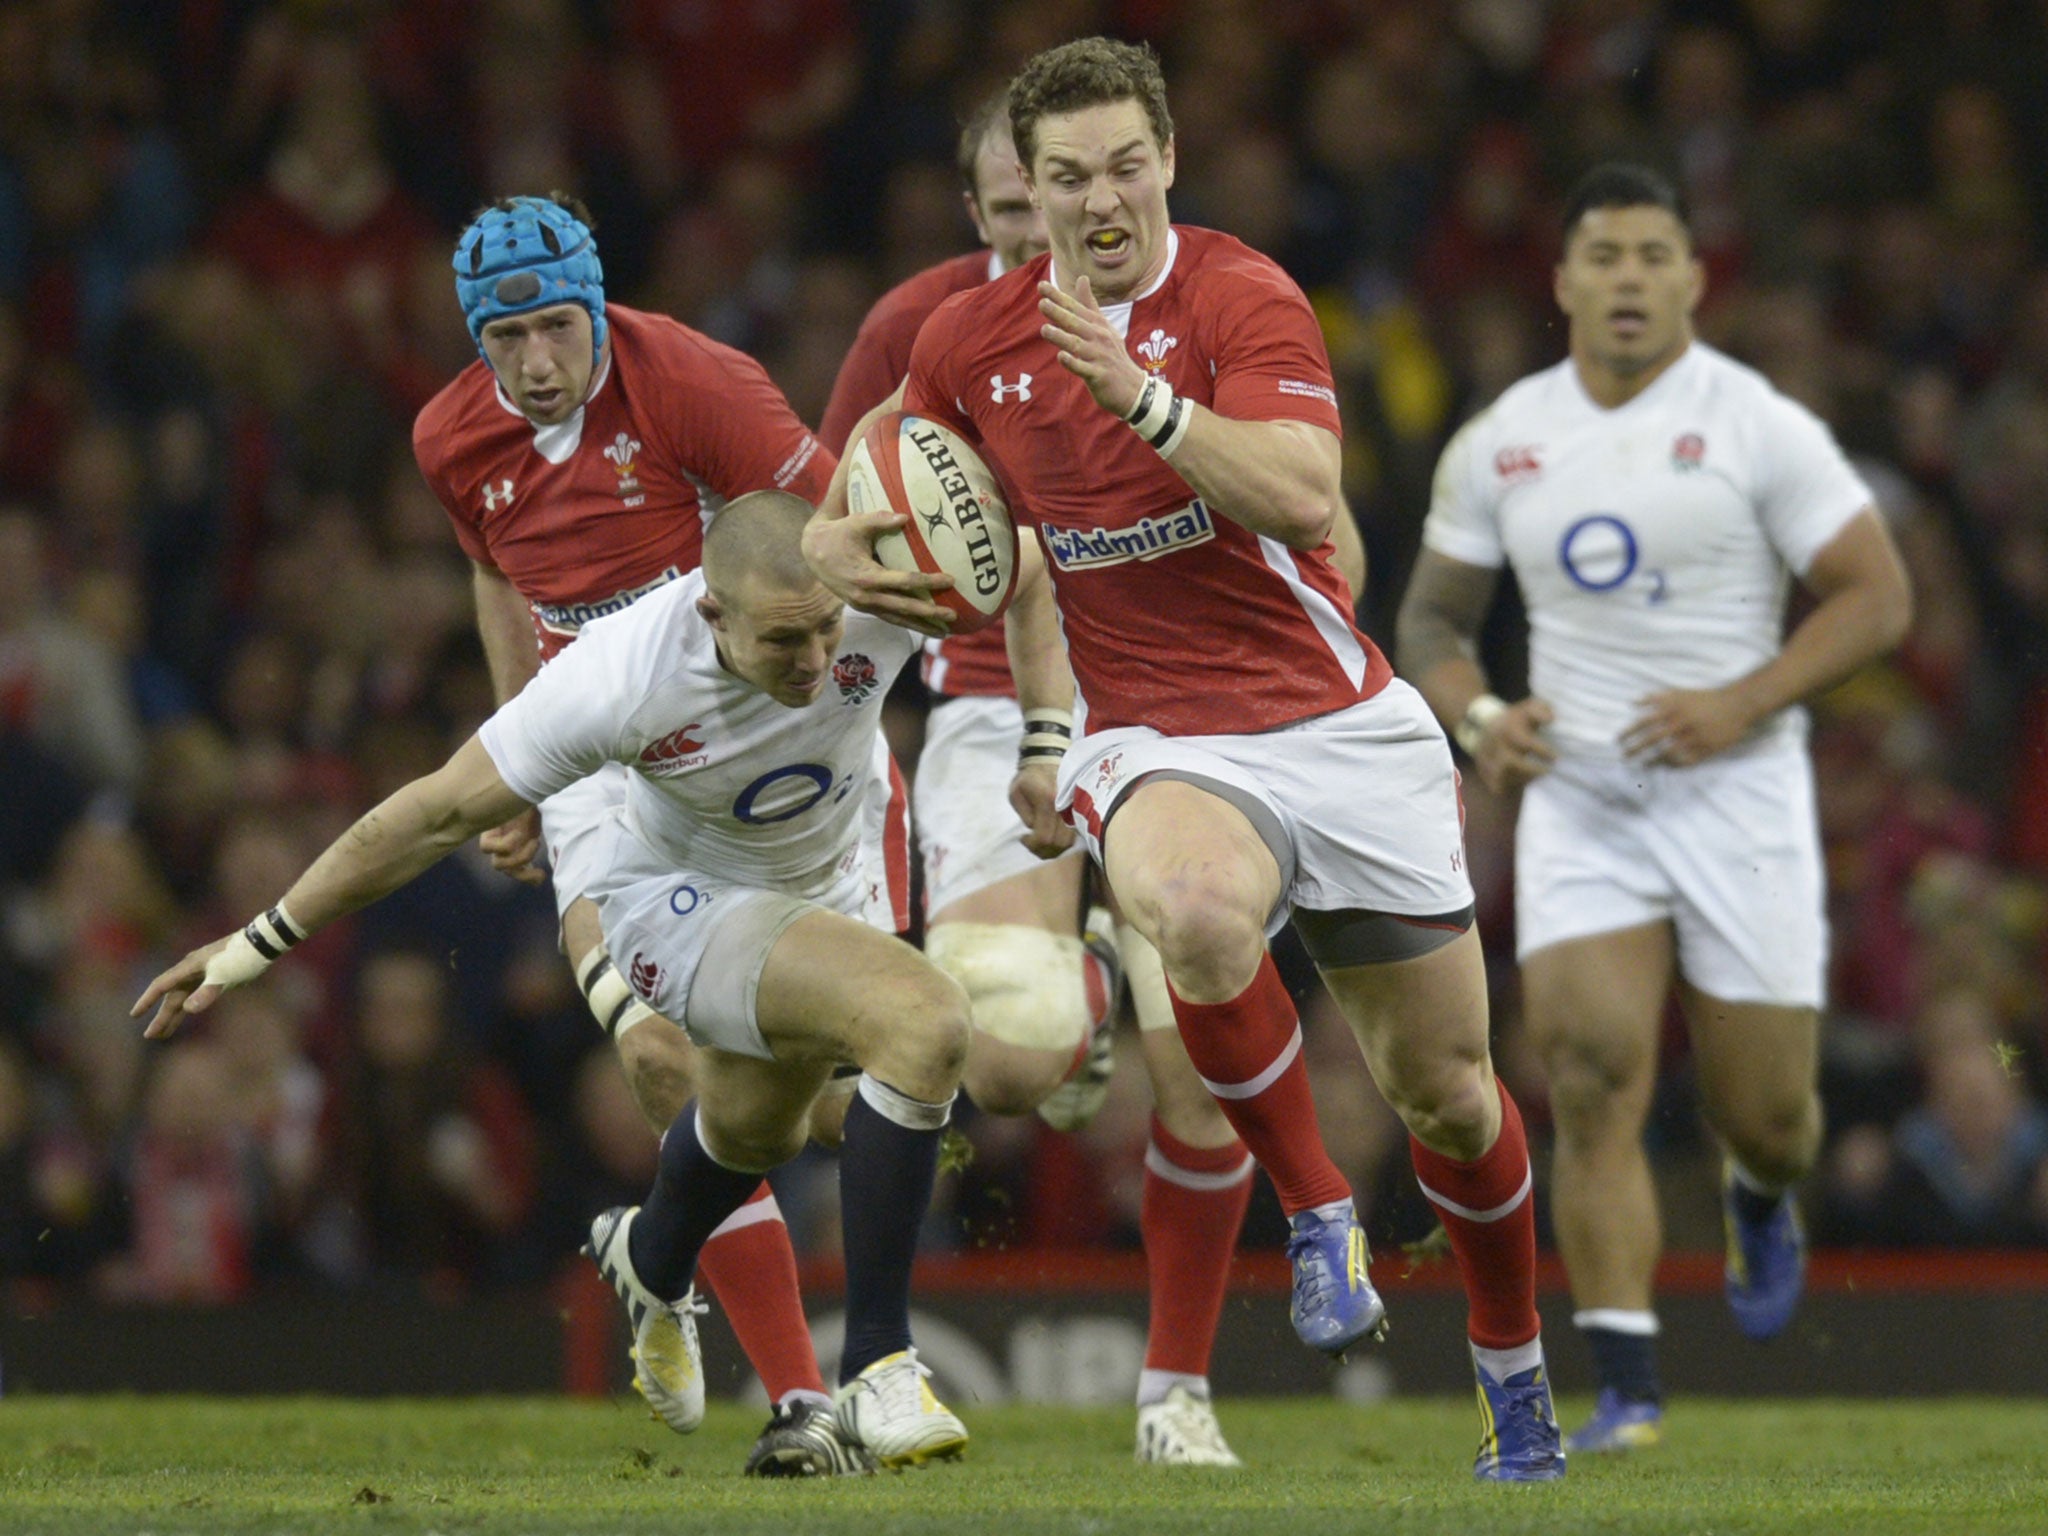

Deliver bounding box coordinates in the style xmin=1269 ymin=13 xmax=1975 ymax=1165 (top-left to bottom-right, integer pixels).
xmin=1467 ymin=697 xmax=1558 ymax=795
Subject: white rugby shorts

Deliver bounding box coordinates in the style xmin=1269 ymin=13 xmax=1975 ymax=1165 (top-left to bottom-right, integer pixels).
xmin=1055 ymin=678 xmax=1474 ymax=937
xmin=540 ymin=737 xmax=909 ymax=933
xmin=573 ymin=813 xmax=900 ymax=1060
xmin=915 ymin=695 xmax=1082 ymax=919
xmin=1514 ymin=741 xmax=1827 ymax=1007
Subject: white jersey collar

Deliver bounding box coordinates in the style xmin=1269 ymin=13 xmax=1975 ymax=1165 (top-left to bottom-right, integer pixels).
xmin=1051 ymin=228 xmax=1180 ymax=340
xmin=494 ymin=345 xmax=614 ymax=464
xmin=1567 ymin=339 xmax=1699 ymax=417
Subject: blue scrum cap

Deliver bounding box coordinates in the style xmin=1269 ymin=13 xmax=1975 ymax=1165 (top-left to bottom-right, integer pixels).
xmin=453 ymin=196 xmax=606 ymax=361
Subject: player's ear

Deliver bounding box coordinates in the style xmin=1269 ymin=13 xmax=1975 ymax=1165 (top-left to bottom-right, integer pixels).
xmin=1161 ymin=136 xmax=1175 ymax=192
xmin=696 ymin=593 xmax=724 ymax=631
xmin=964 ymin=188 xmax=992 ymax=246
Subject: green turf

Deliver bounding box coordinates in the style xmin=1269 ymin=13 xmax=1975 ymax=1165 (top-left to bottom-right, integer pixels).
xmin=2 ymin=1396 xmax=2044 ymax=1535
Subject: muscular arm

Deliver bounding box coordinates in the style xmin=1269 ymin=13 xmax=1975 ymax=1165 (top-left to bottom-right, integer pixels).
xmin=472 ymin=561 xmax=542 ymax=704
xmin=1395 ymin=547 xmax=1501 ymax=729
xmin=136 ymin=736 xmax=532 ymax=1035
xmin=1623 ymin=508 xmax=1913 ymax=764
xmin=1328 ymin=498 xmax=1366 ymax=600
xmin=1004 ymin=538 xmax=1079 ymax=858
xmin=1003 ymin=537 xmax=1076 ymax=716
xmin=1039 ymin=278 xmax=1338 ymax=549
xmin=1396 ymin=547 xmax=1556 ymax=791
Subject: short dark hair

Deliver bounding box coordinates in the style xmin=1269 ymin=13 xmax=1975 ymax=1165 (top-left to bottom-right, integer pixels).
xmin=1008 ymin=37 xmax=1173 ymax=173
xmin=1561 ymin=163 xmax=1689 ymax=246
xmin=956 ymin=90 xmax=1011 ymax=199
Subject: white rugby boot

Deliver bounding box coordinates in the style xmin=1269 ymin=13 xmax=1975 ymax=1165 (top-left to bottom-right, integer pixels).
xmin=583 ymin=1206 xmax=708 ymax=1434
xmin=1135 ymin=1385 xmax=1244 ymax=1466
xmin=833 ymin=1348 xmax=968 ymax=1468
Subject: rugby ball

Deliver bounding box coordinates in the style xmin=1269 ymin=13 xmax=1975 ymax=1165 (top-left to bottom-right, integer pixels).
xmin=846 ymin=411 xmax=1018 ymax=633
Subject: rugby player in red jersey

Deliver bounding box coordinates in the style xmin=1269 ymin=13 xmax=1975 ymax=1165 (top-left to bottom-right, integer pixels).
xmin=806 ymin=42 xmax=1564 ymax=1482
xmin=413 ymin=194 xmax=866 ymax=1476
xmin=823 ymin=92 xmax=1353 ymax=1466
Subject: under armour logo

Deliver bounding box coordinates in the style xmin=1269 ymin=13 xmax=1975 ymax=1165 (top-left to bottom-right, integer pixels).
xmin=990 ymin=374 xmax=1033 ymax=404
xmin=482 ymin=479 xmax=514 ymax=511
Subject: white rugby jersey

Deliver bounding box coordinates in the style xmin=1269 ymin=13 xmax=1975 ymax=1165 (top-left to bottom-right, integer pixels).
xmin=1422 ymin=343 xmax=1871 ymax=758
xmin=479 ymin=570 xmax=918 ymax=896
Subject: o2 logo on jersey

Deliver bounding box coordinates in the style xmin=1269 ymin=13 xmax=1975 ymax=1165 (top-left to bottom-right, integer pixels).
xmin=833 ymin=653 xmax=878 ymax=702
xmin=1558 ymin=514 xmax=1668 ymax=605
xmin=733 ymin=763 xmax=855 ymax=825
xmin=668 ymin=884 xmax=709 ymax=916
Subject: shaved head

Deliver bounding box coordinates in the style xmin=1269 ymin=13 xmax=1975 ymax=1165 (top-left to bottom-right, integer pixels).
xmin=696 ymin=490 xmax=847 ymax=707
xmin=701 ymin=489 xmax=821 ymax=604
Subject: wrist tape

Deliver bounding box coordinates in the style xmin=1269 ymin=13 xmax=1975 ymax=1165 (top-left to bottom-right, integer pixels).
xmin=1019 ymin=708 xmax=1074 ymax=765
xmin=1124 ymin=377 xmax=1193 ymax=459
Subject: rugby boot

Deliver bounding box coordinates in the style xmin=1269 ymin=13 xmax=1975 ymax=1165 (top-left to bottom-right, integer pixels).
xmin=1722 ymin=1163 xmax=1806 ymax=1341
xmin=834 ymin=1348 xmax=968 ymax=1469
xmin=1565 ymin=1389 xmax=1664 ymax=1454
xmin=584 ymin=1205 xmax=708 ymax=1434
xmin=1472 ymin=1350 xmax=1567 ymax=1482
xmin=1037 ymin=910 xmax=1124 ymax=1133
xmin=744 ymin=1397 xmax=877 ymax=1477
xmin=1135 ymin=1385 xmax=1243 ymax=1466
xmin=1285 ymin=1199 xmax=1387 ymax=1356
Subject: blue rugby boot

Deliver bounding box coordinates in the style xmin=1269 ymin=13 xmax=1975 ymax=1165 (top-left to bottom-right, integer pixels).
xmin=1722 ymin=1163 xmax=1806 ymax=1341
xmin=1285 ymin=1199 xmax=1387 ymax=1356
xmin=1565 ymin=1389 xmax=1664 ymax=1454
xmin=1472 ymin=1350 xmax=1566 ymax=1482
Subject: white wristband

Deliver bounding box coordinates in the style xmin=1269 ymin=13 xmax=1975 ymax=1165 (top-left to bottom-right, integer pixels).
xmin=1019 ymin=707 xmax=1074 ymax=765
xmin=202 ymin=930 xmax=276 ymax=992
xmin=1454 ymin=693 xmax=1508 ymax=756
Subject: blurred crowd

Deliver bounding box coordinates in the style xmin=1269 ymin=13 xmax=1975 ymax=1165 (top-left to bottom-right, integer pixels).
xmin=5 ymin=0 xmax=2048 ymax=1306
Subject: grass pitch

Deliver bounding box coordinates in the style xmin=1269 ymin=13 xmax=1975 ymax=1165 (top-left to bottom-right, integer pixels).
xmin=2 ymin=1396 xmax=2044 ymax=1535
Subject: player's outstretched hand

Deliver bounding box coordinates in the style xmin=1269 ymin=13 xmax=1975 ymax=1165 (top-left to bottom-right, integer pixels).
xmin=1010 ymin=761 xmax=1075 ymax=859
xmin=802 ymin=507 xmax=957 ymax=636
xmin=1472 ymin=697 xmax=1558 ymax=795
xmin=1039 ymin=276 xmax=1146 ymax=418
xmin=131 ymin=934 xmax=240 ymax=1040
xmin=1622 ymin=686 xmax=1753 ymax=767
xmin=480 ymin=807 xmax=546 ymax=885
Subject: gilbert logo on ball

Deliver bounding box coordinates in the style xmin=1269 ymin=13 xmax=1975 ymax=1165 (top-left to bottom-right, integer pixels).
xmin=847 ymin=412 xmax=1018 ymax=633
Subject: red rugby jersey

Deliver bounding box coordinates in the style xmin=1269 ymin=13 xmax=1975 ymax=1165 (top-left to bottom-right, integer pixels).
xmin=903 ymin=226 xmax=1384 ymax=737
xmin=415 ymin=305 xmax=834 ymax=659
xmin=820 ymin=249 xmax=1017 ymax=699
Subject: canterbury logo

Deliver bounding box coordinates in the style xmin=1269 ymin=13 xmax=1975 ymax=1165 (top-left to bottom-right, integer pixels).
xmin=1135 ymin=328 xmax=1178 ymax=369
xmin=481 ymin=479 xmax=514 ymax=511
xmin=990 ymin=373 xmax=1032 ymax=403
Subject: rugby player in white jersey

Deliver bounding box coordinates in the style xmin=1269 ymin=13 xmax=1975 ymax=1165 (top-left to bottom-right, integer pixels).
xmin=134 ymin=492 xmax=975 ymax=1470
xmin=1396 ymin=163 xmax=1911 ymax=1452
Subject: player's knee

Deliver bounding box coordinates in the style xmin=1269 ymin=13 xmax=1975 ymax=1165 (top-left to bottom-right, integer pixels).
xmin=1722 ymin=1091 xmax=1821 ymax=1185
xmin=1146 ymin=886 xmax=1264 ymax=1000
xmin=877 ymin=963 xmax=972 ymax=1099
xmin=699 ymin=1107 xmax=805 ymax=1173
xmin=1541 ymin=1034 xmax=1649 ymax=1140
xmin=1379 ymin=1056 xmax=1496 ymax=1160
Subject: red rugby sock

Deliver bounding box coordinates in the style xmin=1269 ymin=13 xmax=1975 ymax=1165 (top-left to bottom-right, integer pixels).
xmin=1141 ymin=1116 xmax=1253 ymax=1375
xmin=1168 ymin=956 xmax=1351 ymax=1214
xmin=1409 ymin=1079 xmax=1541 ymax=1349
xmin=694 ymin=1184 xmax=827 ymax=1401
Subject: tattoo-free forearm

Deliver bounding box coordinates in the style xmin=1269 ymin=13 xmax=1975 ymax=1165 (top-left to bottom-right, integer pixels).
xmin=1163 ymin=413 xmax=1340 ymax=550
xmin=472 ymin=565 xmax=543 ymax=704
xmin=279 ymin=737 xmax=530 ymax=932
